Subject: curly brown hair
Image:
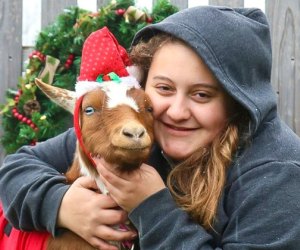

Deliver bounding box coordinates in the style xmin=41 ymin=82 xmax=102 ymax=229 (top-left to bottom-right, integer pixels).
xmin=129 ymin=33 xmax=179 ymax=87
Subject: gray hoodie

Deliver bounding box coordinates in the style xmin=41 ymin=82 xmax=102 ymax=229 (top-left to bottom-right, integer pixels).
xmin=1 ymin=6 xmax=300 ymax=250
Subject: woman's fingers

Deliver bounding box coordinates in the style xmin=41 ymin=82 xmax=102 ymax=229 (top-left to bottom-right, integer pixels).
xmin=97 ymin=208 xmax=128 ymax=225
xmin=94 ymin=157 xmax=120 ymax=176
xmin=89 ymin=236 xmax=119 ymax=250
xmin=75 ymin=175 xmax=99 ymax=190
xmin=95 ymin=225 xmax=137 ymax=242
xmin=88 ymin=225 xmax=137 ymax=250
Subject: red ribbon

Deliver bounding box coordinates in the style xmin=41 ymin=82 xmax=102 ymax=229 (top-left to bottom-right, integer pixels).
xmin=73 ymin=95 xmax=96 ymax=168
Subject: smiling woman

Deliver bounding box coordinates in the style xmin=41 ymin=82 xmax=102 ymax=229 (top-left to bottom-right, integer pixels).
xmin=96 ymin=5 xmax=300 ymax=248
xmin=129 ymin=32 xmax=243 ymax=229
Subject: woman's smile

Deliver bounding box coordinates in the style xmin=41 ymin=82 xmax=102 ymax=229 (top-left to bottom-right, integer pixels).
xmin=160 ymin=120 xmax=198 ymax=135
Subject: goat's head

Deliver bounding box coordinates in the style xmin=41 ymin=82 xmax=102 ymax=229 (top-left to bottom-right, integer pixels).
xmin=79 ymin=84 xmax=154 ymax=170
xmin=35 ymin=78 xmax=154 ymax=173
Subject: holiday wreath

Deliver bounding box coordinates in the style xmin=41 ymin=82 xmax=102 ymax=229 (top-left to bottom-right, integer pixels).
xmin=0 ymin=0 xmax=178 ymax=154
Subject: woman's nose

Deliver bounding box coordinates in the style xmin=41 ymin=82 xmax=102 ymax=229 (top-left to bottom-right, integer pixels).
xmin=166 ymin=95 xmax=191 ymax=121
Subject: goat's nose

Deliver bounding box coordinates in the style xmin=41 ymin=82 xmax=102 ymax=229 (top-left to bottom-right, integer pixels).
xmin=122 ymin=126 xmax=145 ymax=139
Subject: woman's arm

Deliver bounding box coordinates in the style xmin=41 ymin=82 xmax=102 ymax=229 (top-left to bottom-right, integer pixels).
xmin=0 ymin=128 xmax=76 ymax=235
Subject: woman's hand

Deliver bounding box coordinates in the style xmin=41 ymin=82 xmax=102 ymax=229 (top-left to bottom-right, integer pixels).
xmin=94 ymin=158 xmax=166 ymax=212
xmin=57 ymin=176 xmax=137 ymax=250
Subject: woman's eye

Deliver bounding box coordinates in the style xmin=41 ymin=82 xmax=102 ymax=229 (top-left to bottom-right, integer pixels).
xmin=197 ymin=92 xmax=209 ymax=98
xmin=155 ymin=84 xmax=173 ymax=94
xmin=157 ymin=86 xmax=171 ymax=91
xmin=193 ymin=92 xmax=211 ymax=102
xmin=84 ymin=106 xmax=95 ymax=115
xmin=158 ymin=86 xmax=170 ymax=91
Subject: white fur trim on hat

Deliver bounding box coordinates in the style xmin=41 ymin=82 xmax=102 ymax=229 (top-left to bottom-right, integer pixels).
xmin=75 ymin=76 xmax=141 ymax=97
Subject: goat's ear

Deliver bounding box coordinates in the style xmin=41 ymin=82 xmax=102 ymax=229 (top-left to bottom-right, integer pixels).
xmin=34 ymin=78 xmax=76 ymax=114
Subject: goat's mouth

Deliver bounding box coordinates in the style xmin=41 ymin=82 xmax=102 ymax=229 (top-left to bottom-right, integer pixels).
xmin=111 ymin=132 xmax=152 ymax=150
xmin=90 ymin=145 xmax=151 ymax=171
xmin=115 ymin=145 xmax=150 ymax=151
xmin=90 ymin=145 xmax=150 ymax=159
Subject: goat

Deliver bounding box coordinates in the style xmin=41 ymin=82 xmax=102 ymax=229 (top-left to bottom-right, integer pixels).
xmin=0 ymin=78 xmax=154 ymax=250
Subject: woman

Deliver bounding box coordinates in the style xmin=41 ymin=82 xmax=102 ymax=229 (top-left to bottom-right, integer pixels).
xmin=1 ymin=6 xmax=300 ymax=250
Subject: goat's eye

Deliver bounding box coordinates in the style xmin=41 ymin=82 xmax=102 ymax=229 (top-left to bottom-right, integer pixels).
xmin=84 ymin=106 xmax=95 ymax=116
xmin=146 ymin=106 xmax=153 ymax=113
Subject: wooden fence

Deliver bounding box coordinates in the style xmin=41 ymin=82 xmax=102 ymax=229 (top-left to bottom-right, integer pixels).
xmin=0 ymin=0 xmax=299 ymax=164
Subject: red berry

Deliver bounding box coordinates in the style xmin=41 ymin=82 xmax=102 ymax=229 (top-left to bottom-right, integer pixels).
xmin=147 ymin=17 xmax=153 ymax=23
xmin=116 ymin=9 xmax=125 ymax=15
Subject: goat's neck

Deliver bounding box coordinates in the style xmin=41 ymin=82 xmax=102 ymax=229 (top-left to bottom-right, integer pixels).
xmin=77 ymin=148 xmax=109 ymax=195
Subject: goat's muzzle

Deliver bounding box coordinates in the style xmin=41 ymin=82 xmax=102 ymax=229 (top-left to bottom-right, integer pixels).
xmin=112 ymin=120 xmax=152 ymax=150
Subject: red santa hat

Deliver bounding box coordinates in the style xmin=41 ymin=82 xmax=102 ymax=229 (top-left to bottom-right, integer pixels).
xmin=75 ymin=26 xmax=141 ymax=97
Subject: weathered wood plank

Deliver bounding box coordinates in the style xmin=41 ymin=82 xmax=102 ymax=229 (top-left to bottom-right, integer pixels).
xmin=97 ymin=0 xmax=111 ymax=9
xmin=170 ymin=0 xmax=188 ymax=10
xmin=266 ymin=0 xmax=300 ymax=135
xmin=209 ymin=0 xmax=244 ymax=7
xmin=152 ymin=0 xmax=187 ymax=10
xmin=0 ymin=0 xmax=23 ymax=103
xmin=41 ymin=0 xmax=77 ymax=28
xmin=22 ymin=47 xmax=34 ymax=71
xmin=0 ymin=0 xmax=23 ymax=164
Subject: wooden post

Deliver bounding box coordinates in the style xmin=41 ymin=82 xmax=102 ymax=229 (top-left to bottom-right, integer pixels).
xmin=41 ymin=0 xmax=77 ymax=28
xmin=209 ymin=0 xmax=244 ymax=7
xmin=266 ymin=0 xmax=300 ymax=135
xmin=170 ymin=0 xmax=188 ymax=10
xmin=0 ymin=0 xmax=23 ymax=104
xmin=152 ymin=0 xmax=187 ymax=10
xmin=0 ymin=0 xmax=23 ymax=164
xmin=97 ymin=0 xmax=111 ymax=9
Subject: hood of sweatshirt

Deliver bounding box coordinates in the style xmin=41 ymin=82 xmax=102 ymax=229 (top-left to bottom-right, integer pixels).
xmin=132 ymin=6 xmax=277 ymax=135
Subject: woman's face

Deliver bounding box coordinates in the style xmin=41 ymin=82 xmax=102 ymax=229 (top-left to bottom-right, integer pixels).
xmin=145 ymin=41 xmax=235 ymax=161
